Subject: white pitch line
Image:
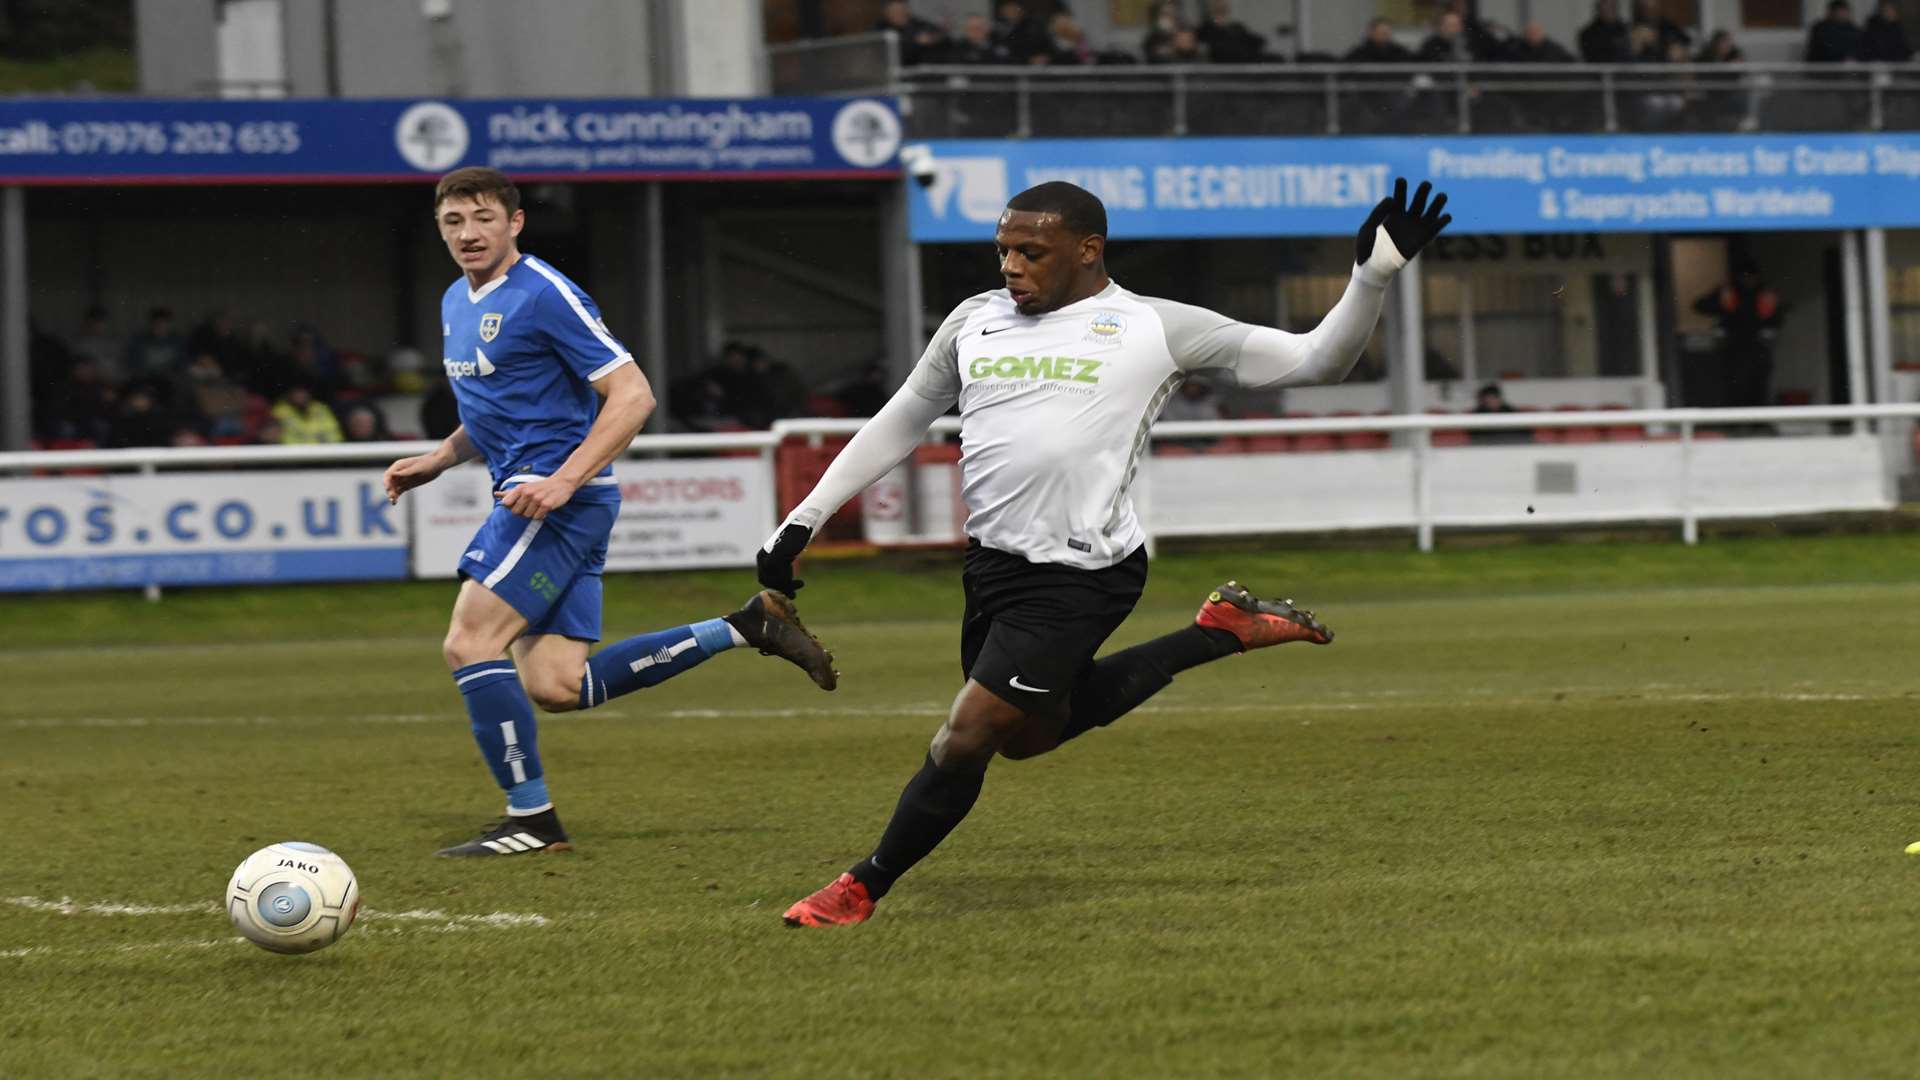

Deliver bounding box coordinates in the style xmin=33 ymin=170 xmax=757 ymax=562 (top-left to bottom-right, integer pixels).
xmin=5 ymin=688 xmax=1912 ymax=731
xmin=361 ymin=909 xmax=551 ymax=928
xmin=4 ymin=896 xmax=216 ymax=917
xmin=3 ymin=896 xmax=552 ymax=930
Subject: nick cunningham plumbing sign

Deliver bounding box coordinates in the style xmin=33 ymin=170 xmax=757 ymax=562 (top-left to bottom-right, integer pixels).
xmin=0 ymin=96 xmax=900 ymax=183
xmin=0 ymin=471 xmax=407 ymax=591
xmin=909 ymin=133 xmax=1920 ymax=241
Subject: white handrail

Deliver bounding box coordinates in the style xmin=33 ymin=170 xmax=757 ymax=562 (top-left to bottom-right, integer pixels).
xmin=7 ymin=406 xmax=1915 ymax=472
xmin=0 ymin=430 xmax=783 ymax=473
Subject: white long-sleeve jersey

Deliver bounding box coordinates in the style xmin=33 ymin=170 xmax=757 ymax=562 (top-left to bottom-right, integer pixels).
xmin=775 ymin=237 xmax=1406 ymax=570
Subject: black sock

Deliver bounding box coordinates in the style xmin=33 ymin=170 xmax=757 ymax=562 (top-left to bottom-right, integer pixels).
xmin=849 ymin=753 xmax=985 ymax=901
xmin=1057 ymin=626 xmax=1241 ymax=743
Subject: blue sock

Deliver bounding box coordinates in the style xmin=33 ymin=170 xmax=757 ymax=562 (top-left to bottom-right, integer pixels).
xmin=578 ymin=618 xmax=739 ymax=709
xmin=452 ymin=661 xmax=549 ymax=815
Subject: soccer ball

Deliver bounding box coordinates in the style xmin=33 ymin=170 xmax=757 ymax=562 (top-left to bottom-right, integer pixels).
xmin=225 ymin=842 xmax=360 ymax=954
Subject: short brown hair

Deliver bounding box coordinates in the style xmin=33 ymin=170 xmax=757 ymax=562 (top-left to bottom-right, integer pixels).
xmin=434 ymin=166 xmax=520 ymax=216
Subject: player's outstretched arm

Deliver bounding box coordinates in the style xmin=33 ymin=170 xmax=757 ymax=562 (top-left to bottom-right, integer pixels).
xmin=503 ymin=363 xmax=656 ymax=520
xmin=757 ymin=382 xmax=951 ymax=596
xmin=384 ymin=425 xmax=479 ymax=504
xmin=1229 ymin=178 xmax=1451 ymax=390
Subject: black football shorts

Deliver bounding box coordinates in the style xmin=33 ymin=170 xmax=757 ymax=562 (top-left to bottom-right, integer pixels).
xmin=959 ymin=539 xmax=1148 ymax=714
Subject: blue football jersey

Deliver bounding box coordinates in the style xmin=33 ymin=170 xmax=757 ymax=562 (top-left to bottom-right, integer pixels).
xmin=440 ymin=254 xmax=633 ymax=492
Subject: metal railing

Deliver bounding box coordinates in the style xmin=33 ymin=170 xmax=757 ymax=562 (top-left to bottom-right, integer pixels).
xmin=767 ymin=32 xmax=898 ymax=97
xmin=884 ymin=61 xmax=1920 ymax=138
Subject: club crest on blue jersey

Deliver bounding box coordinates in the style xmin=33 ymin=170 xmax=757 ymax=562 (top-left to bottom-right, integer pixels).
xmin=479 ymin=313 xmax=503 ymax=342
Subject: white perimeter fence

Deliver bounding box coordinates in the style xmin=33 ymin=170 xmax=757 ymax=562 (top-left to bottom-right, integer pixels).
xmin=0 ymin=405 xmax=1916 ymax=595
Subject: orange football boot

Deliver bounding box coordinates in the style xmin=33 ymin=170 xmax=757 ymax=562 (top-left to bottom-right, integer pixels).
xmin=1195 ymin=581 xmax=1333 ymax=649
xmin=782 ymin=872 xmax=876 ymax=928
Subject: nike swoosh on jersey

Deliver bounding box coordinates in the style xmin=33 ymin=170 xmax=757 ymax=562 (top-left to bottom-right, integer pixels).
xmin=1008 ymin=675 xmax=1050 ymax=693
xmin=980 ymin=326 xmax=1015 ymax=336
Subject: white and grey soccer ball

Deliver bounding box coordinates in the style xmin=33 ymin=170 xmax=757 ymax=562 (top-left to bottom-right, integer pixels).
xmin=225 ymin=842 xmax=360 ymax=954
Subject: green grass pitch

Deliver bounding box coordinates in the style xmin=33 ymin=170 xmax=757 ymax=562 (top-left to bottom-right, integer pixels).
xmin=5 ymin=532 xmax=1920 ymax=1077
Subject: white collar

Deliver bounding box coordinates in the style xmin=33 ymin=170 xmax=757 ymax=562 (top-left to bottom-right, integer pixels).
xmin=466 ymin=262 xmax=518 ymax=304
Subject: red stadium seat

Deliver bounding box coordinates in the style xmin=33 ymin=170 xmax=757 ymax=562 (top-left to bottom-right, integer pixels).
xmin=1559 ymin=427 xmax=1604 ymax=444
xmin=1293 ymin=434 xmax=1338 ymax=452
xmin=1431 ymin=429 xmax=1470 ymax=447
xmin=1243 ymin=435 xmax=1295 ymax=453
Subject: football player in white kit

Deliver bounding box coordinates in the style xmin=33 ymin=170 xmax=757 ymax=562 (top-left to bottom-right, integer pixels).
xmin=767 ymin=178 xmax=1452 ymax=926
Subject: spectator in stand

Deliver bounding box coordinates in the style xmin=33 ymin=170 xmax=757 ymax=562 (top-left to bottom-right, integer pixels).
xmin=992 ymin=1 xmax=1049 ymax=64
xmin=1040 ymin=13 xmax=1091 ymax=65
xmin=1807 ymin=1 xmax=1864 ymax=62
xmin=70 ymin=305 xmax=122 ymax=384
xmin=1864 ymin=1 xmax=1913 ymax=61
xmin=287 ymin=324 xmax=337 ymax=394
xmin=1505 ymin=22 xmax=1575 ymax=63
xmin=1632 ymin=0 xmax=1692 ymax=53
xmin=1469 ymin=383 xmax=1530 ymax=445
xmin=124 ymin=306 xmax=186 ymax=386
xmin=271 ymin=382 xmax=344 ymax=445
xmin=1696 ymin=29 xmax=1744 ymax=62
xmin=38 ymin=355 xmax=115 ymax=445
xmin=1579 ymin=0 xmax=1633 ymax=62
xmin=253 ymin=416 xmax=284 ymax=446
xmin=832 ymin=364 xmax=891 ymax=418
xmin=108 ymin=382 xmax=176 ymax=448
xmin=948 ymin=14 xmax=1007 ymax=63
xmin=1419 ymin=11 xmax=1473 ymax=62
xmin=671 ymin=340 xmax=765 ymax=430
xmin=1694 ymin=258 xmax=1784 ymax=412
xmin=1472 ymin=383 xmax=1517 ymax=414
xmin=1162 ymin=27 xmax=1207 ymax=63
xmin=183 ymin=352 xmax=250 ymax=440
xmin=235 ymin=319 xmax=288 ymax=396
xmin=1197 ymin=0 xmax=1269 ymax=63
xmin=1628 ymin=23 xmax=1664 ymax=61
xmin=1142 ymin=2 xmax=1182 ymax=64
xmin=1346 ymin=18 xmax=1413 ymax=63
xmin=187 ymin=308 xmax=248 ymax=377
xmin=749 ymin=347 xmax=806 ymax=426
xmin=339 ymin=402 xmax=393 ymax=443
xmin=876 ymin=0 xmax=947 ymax=67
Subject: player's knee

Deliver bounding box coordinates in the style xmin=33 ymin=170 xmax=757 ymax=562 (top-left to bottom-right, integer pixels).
xmin=442 ymin=630 xmax=492 ymax=671
xmin=524 ymin=677 xmax=578 ymax=714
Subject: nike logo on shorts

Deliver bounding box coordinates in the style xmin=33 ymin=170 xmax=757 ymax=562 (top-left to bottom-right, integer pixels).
xmin=1008 ymin=674 xmax=1049 ymax=693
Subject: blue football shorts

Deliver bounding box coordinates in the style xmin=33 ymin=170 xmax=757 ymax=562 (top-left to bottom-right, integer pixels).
xmin=458 ymin=492 xmax=619 ymax=642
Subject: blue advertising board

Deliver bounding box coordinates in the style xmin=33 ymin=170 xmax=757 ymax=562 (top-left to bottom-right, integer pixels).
xmin=0 ymin=471 xmax=408 ymax=592
xmin=909 ymin=133 xmax=1920 ymax=241
xmin=0 ymin=96 xmax=901 ymax=184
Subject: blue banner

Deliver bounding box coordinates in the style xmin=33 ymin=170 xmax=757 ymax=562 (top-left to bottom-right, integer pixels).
xmin=909 ymin=133 xmax=1920 ymax=241
xmin=0 ymin=471 xmax=408 ymax=592
xmin=0 ymin=97 xmax=901 ymax=184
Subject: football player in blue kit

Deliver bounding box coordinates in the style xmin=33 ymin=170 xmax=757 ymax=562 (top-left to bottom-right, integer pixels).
xmin=383 ymin=167 xmax=838 ymax=857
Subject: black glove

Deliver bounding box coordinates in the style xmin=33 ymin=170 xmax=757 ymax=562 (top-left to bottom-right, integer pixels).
xmin=1355 ymin=177 xmax=1452 ymax=267
xmin=757 ymin=522 xmax=813 ymax=597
